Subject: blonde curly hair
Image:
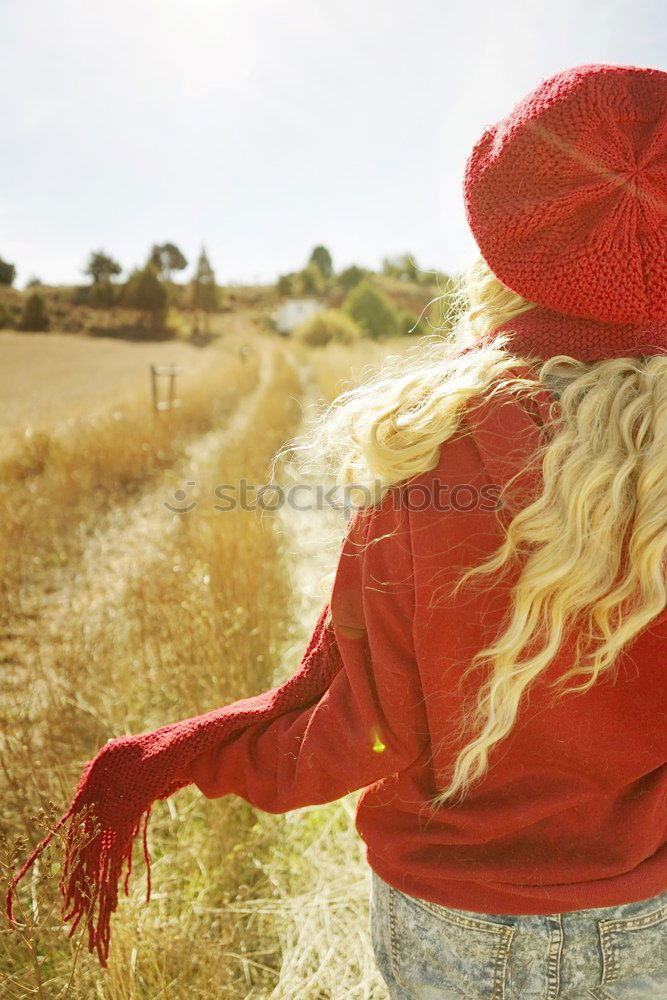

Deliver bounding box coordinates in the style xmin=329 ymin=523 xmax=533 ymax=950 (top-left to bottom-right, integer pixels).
xmin=275 ymin=249 xmax=667 ymax=809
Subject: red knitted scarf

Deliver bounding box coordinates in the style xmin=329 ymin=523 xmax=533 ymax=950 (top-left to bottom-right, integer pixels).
xmin=5 ymin=602 xmax=339 ymax=967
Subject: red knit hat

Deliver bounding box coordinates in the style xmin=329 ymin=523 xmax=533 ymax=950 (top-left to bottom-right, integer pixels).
xmin=463 ymin=62 xmax=667 ymax=362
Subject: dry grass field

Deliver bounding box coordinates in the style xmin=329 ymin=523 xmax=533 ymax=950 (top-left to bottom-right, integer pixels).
xmin=0 ymin=332 xmax=214 ymax=430
xmin=0 ymin=317 xmax=265 ymax=431
xmin=0 ymin=319 xmax=412 ymax=998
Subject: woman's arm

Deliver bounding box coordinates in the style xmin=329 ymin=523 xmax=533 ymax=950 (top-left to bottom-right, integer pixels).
xmin=183 ymin=487 xmax=430 ymax=811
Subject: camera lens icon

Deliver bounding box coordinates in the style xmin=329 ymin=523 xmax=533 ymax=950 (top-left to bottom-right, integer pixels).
xmin=165 ymin=481 xmax=198 ymax=513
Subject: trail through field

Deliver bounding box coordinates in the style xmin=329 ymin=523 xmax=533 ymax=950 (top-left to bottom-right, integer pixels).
xmin=231 ymin=357 xmax=385 ymax=1000
xmin=61 ymin=343 xmax=280 ymax=638
xmin=270 ymin=356 xmax=347 ymax=682
xmin=1 ymin=336 xmax=385 ymax=998
xmin=1 ymin=340 xmax=290 ymax=710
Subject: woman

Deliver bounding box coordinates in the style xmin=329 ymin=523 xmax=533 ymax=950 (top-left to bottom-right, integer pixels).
xmin=8 ymin=62 xmax=667 ymax=997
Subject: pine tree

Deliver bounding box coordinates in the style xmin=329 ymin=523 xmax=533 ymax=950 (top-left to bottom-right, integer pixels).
xmin=191 ymin=247 xmax=219 ymax=334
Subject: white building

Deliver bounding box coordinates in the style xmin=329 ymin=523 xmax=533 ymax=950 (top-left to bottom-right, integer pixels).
xmin=271 ymin=297 xmax=324 ymax=335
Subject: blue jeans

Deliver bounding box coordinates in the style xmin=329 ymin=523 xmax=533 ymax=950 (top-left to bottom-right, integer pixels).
xmin=369 ymin=867 xmax=667 ymax=999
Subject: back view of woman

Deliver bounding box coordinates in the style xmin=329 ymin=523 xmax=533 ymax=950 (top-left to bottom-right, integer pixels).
xmin=8 ymin=61 xmax=667 ymax=998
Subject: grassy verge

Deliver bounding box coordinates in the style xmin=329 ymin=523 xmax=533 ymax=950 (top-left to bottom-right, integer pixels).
xmin=0 ymin=347 xmax=308 ymax=997
xmin=226 ymin=340 xmax=405 ymax=999
xmin=290 ymin=335 xmax=408 ymax=404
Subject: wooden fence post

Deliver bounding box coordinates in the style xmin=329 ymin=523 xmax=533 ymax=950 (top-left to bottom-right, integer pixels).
xmin=150 ymin=364 xmax=183 ymax=411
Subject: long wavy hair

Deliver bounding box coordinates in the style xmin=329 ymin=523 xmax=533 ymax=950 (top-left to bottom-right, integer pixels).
xmin=273 ymin=249 xmax=667 ymax=809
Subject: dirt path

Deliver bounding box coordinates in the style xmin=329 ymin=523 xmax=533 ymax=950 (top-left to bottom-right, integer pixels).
xmin=1 ymin=335 xmax=348 ymax=757
xmin=64 ymin=342 xmax=281 ymax=636
xmin=270 ymin=352 xmax=347 ymax=684
xmin=0 ymin=342 xmax=283 ymax=710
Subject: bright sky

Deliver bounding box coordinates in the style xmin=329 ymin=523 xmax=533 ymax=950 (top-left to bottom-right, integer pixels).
xmin=2 ymin=0 xmax=665 ymax=289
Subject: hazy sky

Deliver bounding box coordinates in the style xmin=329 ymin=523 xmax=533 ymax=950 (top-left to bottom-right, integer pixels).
xmin=2 ymin=0 xmax=665 ymax=288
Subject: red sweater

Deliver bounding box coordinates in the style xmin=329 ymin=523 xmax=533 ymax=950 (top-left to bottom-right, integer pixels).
xmin=185 ymin=377 xmax=667 ymax=914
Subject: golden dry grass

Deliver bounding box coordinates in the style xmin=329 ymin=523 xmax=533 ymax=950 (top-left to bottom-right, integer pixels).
xmin=290 ymin=334 xmax=408 ymax=405
xmin=1 ymin=337 xmax=303 ymax=997
xmin=0 ymin=331 xmax=240 ymax=431
xmin=0 ymin=326 xmax=409 ymax=998
xmin=0 ymin=331 xmax=265 ymax=613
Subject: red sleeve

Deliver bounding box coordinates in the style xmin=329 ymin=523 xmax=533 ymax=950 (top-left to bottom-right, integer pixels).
xmin=184 ymin=486 xmax=430 ymax=811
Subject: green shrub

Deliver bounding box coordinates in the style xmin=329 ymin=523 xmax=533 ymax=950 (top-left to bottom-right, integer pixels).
xmin=19 ymin=292 xmax=50 ymax=332
xmin=342 ymin=278 xmax=398 ymax=338
xmin=297 ymin=262 xmax=326 ymax=296
xmin=276 ymin=273 xmax=294 ymax=296
xmin=90 ymin=279 xmax=118 ymax=308
xmin=397 ymin=308 xmax=429 ymax=336
xmin=293 ymin=308 xmax=363 ymax=347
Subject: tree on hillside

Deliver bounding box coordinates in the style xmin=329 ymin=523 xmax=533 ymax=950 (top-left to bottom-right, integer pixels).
xmin=123 ymin=266 xmax=168 ymax=335
xmin=293 ymin=308 xmax=362 ymax=347
xmin=149 ymin=242 xmax=188 ymax=282
xmin=0 ymin=256 xmax=17 ymax=286
xmin=337 ymin=264 xmax=367 ymax=292
xmin=191 ymin=247 xmax=219 ymax=334
xmin=83 ymin=251 xmax=122 ymax=308
xmin=84 ymin=250 xmax=122 ymax=285
xmin=343 ymin=278 xmax=398 ymax=339
xmin=309 ymin=245 xmax=333 ymax=279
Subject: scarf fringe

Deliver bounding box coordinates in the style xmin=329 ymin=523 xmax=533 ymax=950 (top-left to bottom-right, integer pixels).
xmin=5 ymin=601 xmax=338 ymax=968
xmin=6 ymin=798 xmax=155 ymax=968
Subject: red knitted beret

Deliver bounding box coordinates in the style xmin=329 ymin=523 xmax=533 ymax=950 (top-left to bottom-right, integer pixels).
xmin=463 ymin=62 xmax=667 ymax=361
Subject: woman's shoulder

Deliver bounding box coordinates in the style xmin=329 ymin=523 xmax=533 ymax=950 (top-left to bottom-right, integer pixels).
xmin=401 ymin=404 xmax=489 ymax=498
xmin=398 ymin=383 xmax=546 ymax=527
